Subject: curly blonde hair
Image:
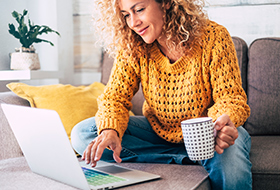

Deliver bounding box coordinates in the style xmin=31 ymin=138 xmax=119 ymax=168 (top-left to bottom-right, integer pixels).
xmin=93 ymin=0 xmax=208 ymax=61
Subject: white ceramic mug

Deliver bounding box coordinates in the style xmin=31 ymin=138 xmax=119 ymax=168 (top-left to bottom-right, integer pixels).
xmin=181 ymin=117 xmax=215 ymax=161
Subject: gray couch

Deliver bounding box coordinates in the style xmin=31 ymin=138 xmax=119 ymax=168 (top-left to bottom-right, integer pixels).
xmin=0 ymin=37 xmax=279 ymax=190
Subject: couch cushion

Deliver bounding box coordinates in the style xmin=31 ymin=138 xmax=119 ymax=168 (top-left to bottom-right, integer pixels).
xmin=250 ymin=136 xmax=280 ymax=189
xmin=245 ymin=38 xmax=280 ymax=135
xmin=6 ymin=82 xmax=133 ymax=141
xmin=0 ymin=157 xmax=78 ymax=190
xmin=232 ymin=36 xmax=248 ymax=93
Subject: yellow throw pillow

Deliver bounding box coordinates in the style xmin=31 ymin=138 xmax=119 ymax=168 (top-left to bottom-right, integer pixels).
xmin=7 ymin=82 xmax=134 ymax=141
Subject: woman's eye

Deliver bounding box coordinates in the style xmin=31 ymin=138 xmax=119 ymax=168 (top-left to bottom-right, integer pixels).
xmin=136 ymin=8 xmax=144 ymax=13
xmin=123 ymin=14 xmax=129 ymax=19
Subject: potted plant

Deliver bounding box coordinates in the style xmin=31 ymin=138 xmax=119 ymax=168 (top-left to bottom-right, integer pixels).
xmin=8 ymin=9 xmax=60 ymax=70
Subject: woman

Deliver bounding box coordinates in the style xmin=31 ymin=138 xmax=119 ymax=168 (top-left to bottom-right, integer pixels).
xmin=71 ymin=0 xmax=252 ymax=189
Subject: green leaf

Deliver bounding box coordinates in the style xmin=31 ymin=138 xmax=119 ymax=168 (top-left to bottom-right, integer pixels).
xmin=8 ymin=23 xmax=15 ymax=31
xmin=28 ymin=19 xmax=35 ymax=30
xmin=9 ymin=9 xmax=60 ymax=47
xmin=13 ymin=32 xmax=21 ymax=39
xmin=25 ymin=39 xmax=34 ymax=48
xmin=28 ymin=30 xmax=37 ymax=39
xmin=20 ymin=37 xmax=29 ymax=48
xmin=23 ymin=9 xmax=28 ymax=16
xmin=8 ymin=24 xmax=20 ymax=39
xmin=33 ymin=27 xmax=40 ymax=36
xmin=11 ymin=11 xmax=19 ymax=18
xmin=19 ymin=14 xmax=25 ymax=27
xmin=8 ymin=30 xmax=20 ymax=39
xmin=12 ymin=11 xmax=21 ymax=24
xmin=18 ymin=24 xmax=28 ymax=36
xmin=34 ymin=38 xmax=54 ymax=46
xmin=33 ymin=38 xmax=43 ymax=43
xmin=22 ymin=24 xmax=28 ymax=34
xmin=39 ymin=25 xmax=60 ymax=36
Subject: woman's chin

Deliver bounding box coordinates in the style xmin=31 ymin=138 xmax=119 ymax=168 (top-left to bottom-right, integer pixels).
xmin=141 ymin=37 xmax=155 ymax=44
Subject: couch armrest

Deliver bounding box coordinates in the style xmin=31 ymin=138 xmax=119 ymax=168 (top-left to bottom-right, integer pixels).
xmin=0 ymin=91 xmax=30 ymax=160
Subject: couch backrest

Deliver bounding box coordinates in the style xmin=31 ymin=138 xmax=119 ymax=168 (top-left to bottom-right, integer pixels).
xmin=244 ymin=37 xmax=280 ymax=135
xmin=232 ymin=36 xmax=248 ymax=93
xmin=100 ymin=36 xmax=249 ymax=116
xmin=0 ymin=92 xmax=29 ymax=160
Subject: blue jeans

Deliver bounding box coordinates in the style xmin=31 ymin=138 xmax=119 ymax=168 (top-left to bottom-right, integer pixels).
xmin=71 ymin=116 xmax=252 ymax=190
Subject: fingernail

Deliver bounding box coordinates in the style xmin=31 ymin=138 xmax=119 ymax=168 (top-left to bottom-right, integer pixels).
xmin=213 ymin=128 xmax=217 ymax=137
xmin=213 ymin=121 xmax=218 ymax=128
xmin=214 ymin=124 xmax=220 ymax=130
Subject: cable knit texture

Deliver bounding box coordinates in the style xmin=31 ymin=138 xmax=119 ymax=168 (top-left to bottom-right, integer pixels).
xmin=95 ymin=21 xmax=250 ymax=143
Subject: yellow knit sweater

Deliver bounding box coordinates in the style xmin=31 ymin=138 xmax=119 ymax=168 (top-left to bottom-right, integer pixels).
xmin=96 ymin=21 xmax=250 ymax=143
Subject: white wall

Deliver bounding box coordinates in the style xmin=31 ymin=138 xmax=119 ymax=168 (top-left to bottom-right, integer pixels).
xmin=0 ymin=0 xmax=27 ymax=70
xmin=206 ymin=0 xmax=280 ymax=46
xmin=0 ymin=0 xmax=73 ymax=90
xmin=0 ymin=0 xmax=28 ymax=91
xmin=26 ymin=0 xmax=58 ymax=71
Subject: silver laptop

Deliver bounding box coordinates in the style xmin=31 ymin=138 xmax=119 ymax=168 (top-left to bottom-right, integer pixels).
xmin=1 ymin=104 xmax=160 ymax=190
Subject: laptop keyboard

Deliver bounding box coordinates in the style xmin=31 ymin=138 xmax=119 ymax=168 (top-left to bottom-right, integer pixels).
xmin=82 ymin=167 xmax=127 ymax=187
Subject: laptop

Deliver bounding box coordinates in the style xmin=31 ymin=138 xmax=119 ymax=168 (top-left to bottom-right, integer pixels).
xmin=1 ymin=104 xmax=160 ymax=190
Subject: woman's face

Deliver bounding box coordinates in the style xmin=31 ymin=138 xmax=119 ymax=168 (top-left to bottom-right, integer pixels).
xmin=119 ymin=0 xmax=166 ymax=44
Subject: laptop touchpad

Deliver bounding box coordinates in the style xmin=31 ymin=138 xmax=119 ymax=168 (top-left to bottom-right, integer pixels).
xmin=97 ymin=166 xmax=132 ymax=174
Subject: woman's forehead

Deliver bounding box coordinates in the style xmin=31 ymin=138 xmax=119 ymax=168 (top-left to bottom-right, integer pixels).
xmin=118 ymin=0 xmax=151 ymax=10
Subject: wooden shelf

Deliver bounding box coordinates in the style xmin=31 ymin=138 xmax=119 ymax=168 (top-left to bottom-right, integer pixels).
xmin=0 ymin=70 xmax=63 ymax=81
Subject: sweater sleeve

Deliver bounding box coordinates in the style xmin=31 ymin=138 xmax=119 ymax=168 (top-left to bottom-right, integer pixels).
xmin=207 ymin=25 xmax=250 ymax=127
xmin=95 ymin=53 xmax=141 ymax=140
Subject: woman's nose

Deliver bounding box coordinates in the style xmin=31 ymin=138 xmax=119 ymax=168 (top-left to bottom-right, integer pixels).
xmin=129 ymin=14 xmax=141 ymax=28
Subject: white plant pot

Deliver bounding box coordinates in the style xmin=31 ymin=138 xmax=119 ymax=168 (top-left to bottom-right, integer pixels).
xmin=10 ymin=52 xmax=40 ymax=70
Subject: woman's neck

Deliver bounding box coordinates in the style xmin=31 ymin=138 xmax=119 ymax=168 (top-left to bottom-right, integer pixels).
xmin=156 ymin=40 xmax=182 ymax=63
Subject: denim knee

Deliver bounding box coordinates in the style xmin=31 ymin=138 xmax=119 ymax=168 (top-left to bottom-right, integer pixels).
xmin=71 ymin=117 xmax=97 ymax=155
xmin=201 ymin=126 xmax=252 ymax=190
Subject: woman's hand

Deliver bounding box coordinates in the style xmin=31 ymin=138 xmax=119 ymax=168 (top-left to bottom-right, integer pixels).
xmin=214 ymin=114 xmax=238 ymax=154
xmin=82 ymin=129 xmax=122 ymax=167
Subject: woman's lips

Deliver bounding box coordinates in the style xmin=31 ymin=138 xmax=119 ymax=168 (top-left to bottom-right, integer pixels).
xmin=138 ymin=26 xmax=149 ymax=36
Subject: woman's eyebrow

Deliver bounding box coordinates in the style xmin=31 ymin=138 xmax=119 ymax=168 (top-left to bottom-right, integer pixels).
xmin=120 ymin=2 xmax=143 ymax=13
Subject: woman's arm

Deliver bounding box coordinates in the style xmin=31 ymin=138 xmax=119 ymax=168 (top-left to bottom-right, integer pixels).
xmin=207 ymin=24 xmax=250 ymax=127
xmin=95 ymin=54 xmax=141 ymax=140
xmin=206 ymin=24 xmax=250 ymax=153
